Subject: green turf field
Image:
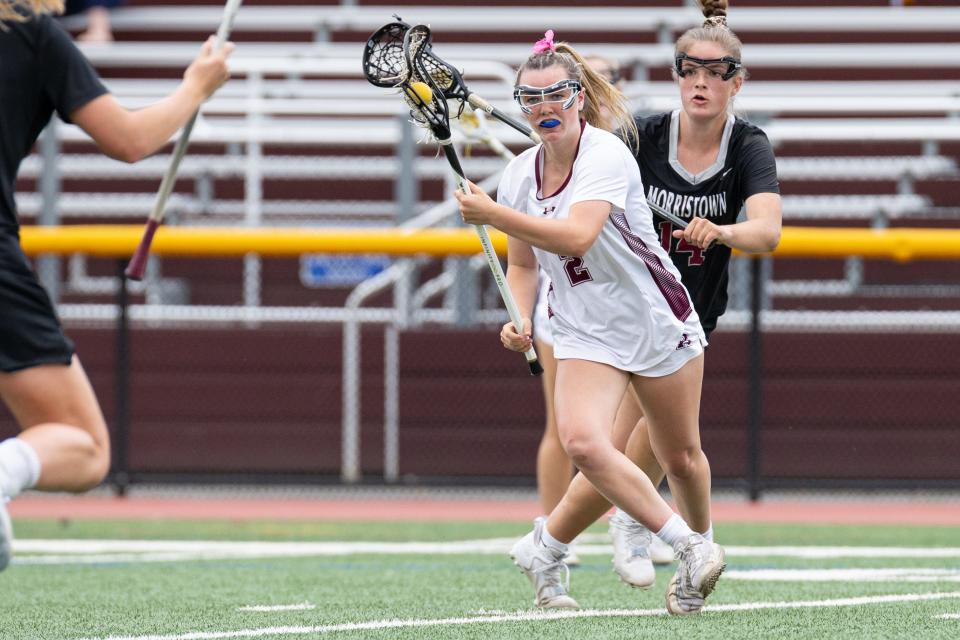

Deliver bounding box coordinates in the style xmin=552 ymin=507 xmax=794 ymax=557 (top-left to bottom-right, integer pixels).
xmin=2 ymin=519 xmax=959 ymax=640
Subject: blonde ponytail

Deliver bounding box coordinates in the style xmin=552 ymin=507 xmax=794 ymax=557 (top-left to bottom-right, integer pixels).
xmin=0 ymin=1 xmax=65 ymax=21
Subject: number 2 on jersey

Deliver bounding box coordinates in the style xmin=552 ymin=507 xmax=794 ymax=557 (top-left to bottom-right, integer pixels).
xmin=560 ymin=255 xmax=593 ymax=286
xmin=658 ymin=221 xmax=705 ymax=266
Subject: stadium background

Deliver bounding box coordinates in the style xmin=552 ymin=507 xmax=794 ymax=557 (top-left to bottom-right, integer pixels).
xmin=3 ymin=0 xmax=959 ymax=497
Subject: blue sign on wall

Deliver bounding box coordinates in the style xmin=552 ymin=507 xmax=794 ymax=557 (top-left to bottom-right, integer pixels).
xmin=299 ymin=254 xmax=392 ymax=288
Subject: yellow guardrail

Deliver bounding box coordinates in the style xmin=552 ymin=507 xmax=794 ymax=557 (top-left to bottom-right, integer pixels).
xmin=17 ymin=225 xmax=960 ymax=261
xmin=18 ymin=225 xmax=504 ymax=258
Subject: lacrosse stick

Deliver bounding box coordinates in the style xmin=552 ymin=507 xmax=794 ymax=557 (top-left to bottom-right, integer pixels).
xmin=648 ymin=198 xmax=689 ymax=229
xmin=363 ymin=23 xmax=542 ymax=376
xmin=124 ymin=0 xmax=243 ymax=281
xmin=363 ymin=20 xmax=541 ymax=145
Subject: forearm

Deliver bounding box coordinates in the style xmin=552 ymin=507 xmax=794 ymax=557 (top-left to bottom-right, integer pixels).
xmin=506 ymin=262 xmax=539 ymax=321
xmin=722 ymin=216 xmax=781 ymax=253
xmin=116 ymin=82 xmax=207 ymax=161
xmin=489 ymin=204 xmax=594 ymax=256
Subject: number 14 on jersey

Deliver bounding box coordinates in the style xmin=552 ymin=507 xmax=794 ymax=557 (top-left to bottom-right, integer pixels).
xmin=658 ymin=221 xmax=705 ymax=266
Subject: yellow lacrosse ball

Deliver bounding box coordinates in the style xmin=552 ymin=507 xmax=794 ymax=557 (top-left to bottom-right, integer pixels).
xmin=406 ymin=81 xmax=433 ymax=104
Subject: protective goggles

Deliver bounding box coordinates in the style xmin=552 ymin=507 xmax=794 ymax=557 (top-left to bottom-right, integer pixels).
xmin=513 ymin=79 xmax=582 ymax=114
xmin=674 ymin=53 xmax=741 ymax=81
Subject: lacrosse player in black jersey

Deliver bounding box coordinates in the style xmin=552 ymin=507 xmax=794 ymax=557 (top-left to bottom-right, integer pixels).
xmin=517 ymin=0 xmax=782 ymax=615
xmin=0 ymin=0 xmax=232 ymax=572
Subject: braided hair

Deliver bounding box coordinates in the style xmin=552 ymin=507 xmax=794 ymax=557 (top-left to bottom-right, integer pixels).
xmin=700 ymin=0 xmax=729 ymax=28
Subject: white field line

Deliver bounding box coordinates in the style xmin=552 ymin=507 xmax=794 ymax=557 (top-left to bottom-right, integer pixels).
xmin=13 ymin=539 xmax=960 ymax=562
xmin=15 ymin=551 xmax=960 ymax=583
xmin=74 ymin=591 xmax=960 ymax=640
xmin=726 ymin=568 xmax=960 ymax=582
xmin=236 ymin=605 xmax=315 ymax=613
xmin=936 ymin=613 xmax=960 ymax=619
xmin=721 ymin=546 xmax=960 ymax=559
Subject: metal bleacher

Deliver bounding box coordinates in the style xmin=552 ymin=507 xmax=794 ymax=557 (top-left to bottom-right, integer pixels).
xmin=21 ymin=2 xmax=960 ymax=315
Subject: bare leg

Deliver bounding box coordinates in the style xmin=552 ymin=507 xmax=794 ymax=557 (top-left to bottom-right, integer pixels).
xmin=534 ymin=340 xmax=572 ymax=515
xmin=623 ymin=388 xmax=665 ymax=486
xmin=631 ymin=354 xmax=711 ymax=533
xmin=547 ymin=383 xmax=641 ymax=541
xmin=0 ymin=357 xmax=111 ymax=492
xmin=547 ymin=359 xmax=674 ymax=540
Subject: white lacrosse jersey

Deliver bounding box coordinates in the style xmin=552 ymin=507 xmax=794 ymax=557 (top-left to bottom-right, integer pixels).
xmin=497 ymin=123 xmax=702 ymax=373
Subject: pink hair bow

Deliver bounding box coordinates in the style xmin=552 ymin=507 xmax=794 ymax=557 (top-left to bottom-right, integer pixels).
xmin=532 ymin=30 xmax=556 ymax=54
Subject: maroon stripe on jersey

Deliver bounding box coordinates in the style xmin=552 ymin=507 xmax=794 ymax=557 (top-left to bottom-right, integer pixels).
xmin=610 ymin=211 xmax=692 ymax=322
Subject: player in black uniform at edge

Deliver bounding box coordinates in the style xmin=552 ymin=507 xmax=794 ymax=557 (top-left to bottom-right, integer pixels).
xmin=0 ymin=0 xmax=233 ymax=572
xmin=510 ymin=0 xmax=782 ymax=614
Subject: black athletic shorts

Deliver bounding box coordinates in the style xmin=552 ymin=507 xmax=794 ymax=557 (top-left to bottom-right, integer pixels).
xmin=0 ymin=230 xmax=75 ymax=372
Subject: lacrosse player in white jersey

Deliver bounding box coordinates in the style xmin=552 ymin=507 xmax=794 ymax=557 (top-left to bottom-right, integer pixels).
xmin=513 ymin=0 xmax=784 ymax=610
xmin=528 ymin=56 xmax=629 ymax=569
xmin=455 ymin=30 xmax=725 ymax=615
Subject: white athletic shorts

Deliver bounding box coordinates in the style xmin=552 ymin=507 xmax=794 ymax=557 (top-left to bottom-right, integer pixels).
xmin=553 ymin=312 xmax=706 ymax=378
xmin=633 ymin=314 xmax=707 ymax=378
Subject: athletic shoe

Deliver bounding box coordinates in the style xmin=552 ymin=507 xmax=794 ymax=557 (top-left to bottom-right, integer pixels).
xmin=565 ymin=543 xmax=581 ymax=567
xmin=608 ymin=510 xmax=656 ymax=588
xmin=0 ymin=497 xmax=12 ymax=572
xmin=509 ymin=517 xmax=580 ymax=609
xmin=665 ymin=533 xmax=726 ymax=615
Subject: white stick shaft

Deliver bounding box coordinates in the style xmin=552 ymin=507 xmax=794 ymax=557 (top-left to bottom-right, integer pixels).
xmin=147 ymin=113 xmax=198 ymax=222
xmin=147 ymin=0 xmax=243 ymax=224
xmin=215 ymin=0 xmax=244 ymax=44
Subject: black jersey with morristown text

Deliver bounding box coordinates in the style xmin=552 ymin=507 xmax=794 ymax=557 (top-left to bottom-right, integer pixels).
xmin=634 ymin=111 xmax=779 ymax=336
xmin=0 ymin=13 xmax=108 ymax=232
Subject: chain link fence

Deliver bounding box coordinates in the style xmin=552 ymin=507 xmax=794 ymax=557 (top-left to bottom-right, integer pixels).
xmin=2 ymin=251 xmax=957 ymax=497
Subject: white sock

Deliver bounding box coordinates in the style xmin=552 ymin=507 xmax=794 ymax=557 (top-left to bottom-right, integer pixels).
xmin=0 ymin=438 xmax=42 ymax=500
xmin=701 ymin=525 xmax=714 ymax=542
xmin=540 ymin=522 xmax=569 ymax=554
xmin=656 ymin=513 xmax=694 ymax=553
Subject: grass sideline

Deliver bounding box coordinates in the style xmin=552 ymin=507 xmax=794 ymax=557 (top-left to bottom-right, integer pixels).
xmin=1 ymin=520 xmax=959 ymax=640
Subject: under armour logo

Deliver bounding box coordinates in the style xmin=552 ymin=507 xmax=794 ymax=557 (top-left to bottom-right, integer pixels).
xmin=542 ymin=206 xmax=556 ymax=215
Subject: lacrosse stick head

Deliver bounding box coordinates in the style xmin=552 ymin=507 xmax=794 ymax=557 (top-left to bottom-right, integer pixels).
xmin=362 ymin=20 xmax=411 ymax=87
xmin=401 ymin=24 xmax=456 ymax=141
xmin=415 ymin=34 xmax=470 ymax=102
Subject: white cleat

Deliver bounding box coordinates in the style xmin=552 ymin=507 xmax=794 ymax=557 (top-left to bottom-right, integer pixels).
xmin=0 ymin=497 xmax=12 ymax=572
xmin=565 ymin=541 xmax=581 ymax=567
xmin=509 ymin=517 xmax=580 ymax=609
xmin=665 ymin=533 xmax=726 ymax=615
xmin=608 ymin=511 xmax=657 ymax=588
